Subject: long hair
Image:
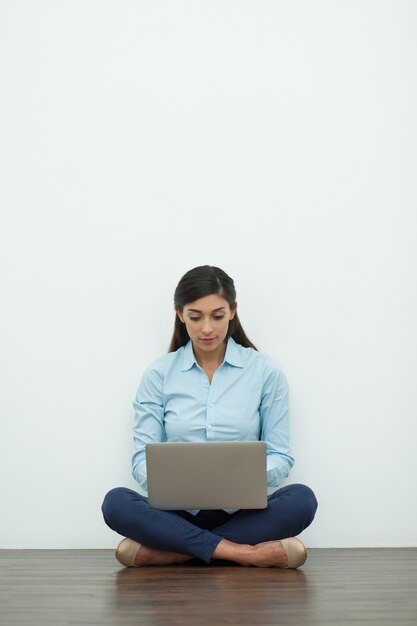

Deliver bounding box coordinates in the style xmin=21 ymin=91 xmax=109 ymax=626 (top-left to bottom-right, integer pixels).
xmin=168 ymin=265 xmax=258 ymax=352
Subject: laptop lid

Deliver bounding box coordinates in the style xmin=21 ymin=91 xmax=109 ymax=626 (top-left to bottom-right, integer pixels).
xmin=146 ymin=441 xmax=267 ymax=510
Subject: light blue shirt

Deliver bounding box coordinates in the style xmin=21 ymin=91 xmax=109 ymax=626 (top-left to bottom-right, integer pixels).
xmin=132 ymin=336 xmax=295 ymax=514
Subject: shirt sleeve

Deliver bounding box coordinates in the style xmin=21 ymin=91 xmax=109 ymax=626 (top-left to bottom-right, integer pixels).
xmin=131 ymin=365 xmax=166 ymax=491
xmin=259 ymin=362 xmax=295 ymax=489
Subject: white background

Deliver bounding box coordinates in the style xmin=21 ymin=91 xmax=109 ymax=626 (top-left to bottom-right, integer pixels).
xmin=1 ymin=0 xmax=416 ymax=549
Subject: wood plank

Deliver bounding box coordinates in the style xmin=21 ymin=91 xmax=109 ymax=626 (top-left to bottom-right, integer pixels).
xmin=0 ymin=549 xmax=416 ymax=625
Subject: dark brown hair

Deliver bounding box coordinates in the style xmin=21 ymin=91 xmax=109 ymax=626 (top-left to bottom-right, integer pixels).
xmin=168 ymin=265 xmax=258 ymax=352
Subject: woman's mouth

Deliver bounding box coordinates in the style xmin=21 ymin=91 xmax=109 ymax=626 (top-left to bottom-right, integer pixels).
xmin=200 ymin=337 xmax=216 ymax=344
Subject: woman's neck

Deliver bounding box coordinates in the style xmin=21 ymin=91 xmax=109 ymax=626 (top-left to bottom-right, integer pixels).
xmin=192 ymin=341 xmax=227 ymax=370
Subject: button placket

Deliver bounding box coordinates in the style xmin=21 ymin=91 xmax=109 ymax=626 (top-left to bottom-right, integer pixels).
xmin=205 ymin=371 xmax=217 ymax=438
xmin=198 ymin=366 xmax=211 ymax=438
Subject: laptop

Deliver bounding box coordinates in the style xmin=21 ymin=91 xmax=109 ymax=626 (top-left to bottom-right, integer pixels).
xmin=145 ymin=441 xmax=267 ymax=510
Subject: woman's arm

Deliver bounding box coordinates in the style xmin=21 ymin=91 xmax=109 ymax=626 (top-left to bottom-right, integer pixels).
xmin=131 ymin=365 xmax=165 ymax=492
xmin=259 ymin=363 xmax=295 ymax=489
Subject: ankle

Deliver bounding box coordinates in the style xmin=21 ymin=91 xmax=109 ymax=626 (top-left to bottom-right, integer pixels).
xmin=212 ymin=539 xmax=256 ymax=565
xmin=135 ymin=545 xmax=192 ymax=566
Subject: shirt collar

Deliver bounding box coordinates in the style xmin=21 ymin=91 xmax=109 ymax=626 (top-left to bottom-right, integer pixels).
xmin=180 ymin=336 xmax=244 ymax=371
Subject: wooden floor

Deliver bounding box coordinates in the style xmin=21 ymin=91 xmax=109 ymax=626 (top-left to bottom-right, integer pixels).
xmin=1 ymin=549 xmax=416 ymax=625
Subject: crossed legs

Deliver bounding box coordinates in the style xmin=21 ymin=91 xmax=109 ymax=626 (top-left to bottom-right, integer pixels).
xmin=101 ymin=483 xmax=318 ymax=567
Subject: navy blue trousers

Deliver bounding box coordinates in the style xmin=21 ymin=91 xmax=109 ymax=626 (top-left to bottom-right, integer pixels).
xmin=102 ymin=484 xmax=318 ymax=563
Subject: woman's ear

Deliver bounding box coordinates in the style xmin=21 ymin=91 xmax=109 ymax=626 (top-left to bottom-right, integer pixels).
xmin=176 ymin=309 xmax=185 ymax=323
xmin=230 ymin=302 xmax=237 ymax=320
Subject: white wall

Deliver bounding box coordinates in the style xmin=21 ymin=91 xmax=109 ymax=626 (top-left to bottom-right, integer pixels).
xmin=1 ymin=0 xmax=416 ymax=549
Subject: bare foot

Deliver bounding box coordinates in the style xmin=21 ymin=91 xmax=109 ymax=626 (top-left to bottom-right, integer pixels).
xmin=134 ymin=544 xmax=193 ymax=566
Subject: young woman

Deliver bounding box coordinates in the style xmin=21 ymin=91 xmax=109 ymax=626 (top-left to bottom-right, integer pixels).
xmin=102 ymin=265 xmax=317 ymax=568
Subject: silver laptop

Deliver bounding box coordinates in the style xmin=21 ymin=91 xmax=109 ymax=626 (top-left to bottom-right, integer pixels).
xmin=146 ymin=441 xmax=267 ymax=510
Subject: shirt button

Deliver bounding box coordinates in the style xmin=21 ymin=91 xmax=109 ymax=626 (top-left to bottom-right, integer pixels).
xmin=207 ymin=425 xmax=212 ymax=430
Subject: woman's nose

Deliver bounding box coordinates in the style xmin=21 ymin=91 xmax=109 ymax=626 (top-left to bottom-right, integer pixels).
xmin=202 ymin=318 xmax=213 ymax=334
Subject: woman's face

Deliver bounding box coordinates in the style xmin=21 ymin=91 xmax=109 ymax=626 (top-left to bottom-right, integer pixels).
xmin=177 ymin=294 xmax=236 ymax=355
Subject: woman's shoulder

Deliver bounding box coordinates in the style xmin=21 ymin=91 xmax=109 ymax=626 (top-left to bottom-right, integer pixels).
xmin=238 ymin=341 xmax=282 ymax=370
xmin=142 ymin=344 xmax=187 ymax=376
xmin=234 ymin=336 xmax=284 ymax=381
xmin=258 ymin=352 xmax=283 ymax=377
xmin=134 ymin=346 xmax=187 ymax=396
xmin=256 ymin=350 xmax=283 ymax=370
xmin=245 ymin=344 xmax=287 ymax=387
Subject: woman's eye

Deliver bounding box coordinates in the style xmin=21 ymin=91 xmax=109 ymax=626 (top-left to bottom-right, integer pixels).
xmin=188 ymin=316 xmax=225 ymax=322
